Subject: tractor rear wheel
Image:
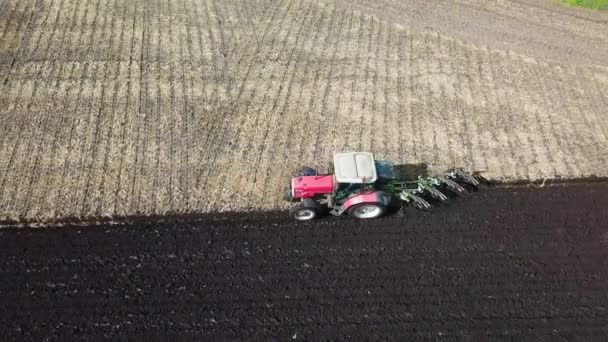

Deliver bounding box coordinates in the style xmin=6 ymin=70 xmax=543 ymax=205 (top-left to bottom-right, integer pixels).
xmin=348 ymin=203 xmax=386 ymax=219
xmin=289 ymin=201 xmax=320 ymax=221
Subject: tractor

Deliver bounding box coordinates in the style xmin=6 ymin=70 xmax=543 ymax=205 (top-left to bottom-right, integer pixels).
xmin=283 ymin=152 xmax=479 ymax=221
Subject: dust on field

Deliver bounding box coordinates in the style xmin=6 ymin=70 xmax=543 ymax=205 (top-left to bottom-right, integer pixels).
xmin=1 ymin=0 xmax=607 ymax=222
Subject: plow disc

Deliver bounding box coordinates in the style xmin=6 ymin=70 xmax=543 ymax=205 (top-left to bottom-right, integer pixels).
xmin=382 ymin=169 xmax=480 ymax=210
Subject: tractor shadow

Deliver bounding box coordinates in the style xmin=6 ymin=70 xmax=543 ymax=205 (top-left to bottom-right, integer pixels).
xmin=375 ymin=161 xmax=430 ymax=179
xmin=392 ymin=163 xmax=430 ymax=179
xmin=376 ymin=161 xmax=486 ymax=217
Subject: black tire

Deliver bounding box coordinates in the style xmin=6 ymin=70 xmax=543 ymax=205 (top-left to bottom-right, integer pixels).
xmin=293 ymin=167 xmax=317 ymax=177
xmin=289 ymin=201 xmax=320 ymax=221
xmin=348 ymin=203 xmax=386 ymax=219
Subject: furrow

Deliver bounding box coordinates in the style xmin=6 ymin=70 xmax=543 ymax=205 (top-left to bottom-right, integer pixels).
xmin=311 ymin=5 xmax=346 ymax=161
xmin=328 ymin=8 xmax=356 ymax=155
xmin=20 ymin=0 xmax=84 ymax=220
xmin=424 ymin=33 xmax=455 ymax=172
xmin=95 ymin=0 xmax=131 ymax=218
xmin=128 ymin=0 xmax=151 ymax=214
xmin=272 ymin=1 xmax=328 ymax=201
xmin=196 ymin=0 xmax=293 ymax=212
xmin=486 ymin=49 xmax=530 ymax=179
xmin=469 ymin=46 xmax=507 ymax=179
xmin=77 ymin=0 xmax=117 ymax=217
xmin=239 ymin=0 xmax=313 ymax=211
xmin=436 ymin=34 xmax=468 ymax=169
xmin=252 ymin=0 xmax=321 ymax=211
xmin=191 ymin=0 xmax=288 ymax=211
xmin=411 ymin=34 xmax=434 ymax=172
xmin=113 ymin=5 xmax=143 ymax=216
xmin=356 ymin=15 xmax=375 ymax=152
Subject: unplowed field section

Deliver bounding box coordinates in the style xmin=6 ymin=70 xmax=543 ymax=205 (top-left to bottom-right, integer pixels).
xmin=1 ymin=183 xmax=608 ymax=340
xmin=1 ymin=0 xmax=608 ymax=221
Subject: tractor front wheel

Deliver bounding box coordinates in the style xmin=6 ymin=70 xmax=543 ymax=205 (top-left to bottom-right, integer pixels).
xmin=348 ymin=203 xmax=386 ymax=219
xmin=290 ymin=201 xmax=320 ymax=221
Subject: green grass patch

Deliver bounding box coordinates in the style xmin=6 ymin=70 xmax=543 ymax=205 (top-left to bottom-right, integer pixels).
xmin=561 ymin=0 xmax=608 ymax=10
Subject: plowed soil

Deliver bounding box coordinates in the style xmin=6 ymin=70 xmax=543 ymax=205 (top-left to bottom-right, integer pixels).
xmin=1 ymin=183 xmax=607 ymax=340
xmin=1 ymin=0 xmax=608 ymax=222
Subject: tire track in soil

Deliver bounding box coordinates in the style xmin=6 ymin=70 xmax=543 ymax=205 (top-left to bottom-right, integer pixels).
xmin=456 ymin=42 xmax=488 ymax=173
xmin=252 ymin=0 xmax=321 ymax=211
xmin=560 ymin=67 xmax=608 ymax=171
xmin=402 ymin=31 xmax=418 ymax=163
xmin=445 ymin=38 xmax=475 ymax=170
xmin=0 ymin=0 xmax=66 ymax=217
xmin=0 ymin=0 xmax=36 ymax=67
xmin=203 ymin=0 xmax=297 ymax=211
xmin=296 ymin=5 xmax=337 ymax=165
xmin=519 ymin=58 xmax=576 ymax=177
xmin=436 ymin=35 xmax=468 ymax=169
xmin=151 ymin=0 xmax=175 ymax=215
xmin=80 ymin=0 xmax=122 ymax=217
xmin=578 ymin=68 xmax=608 ymax=143
xmin=6 ymin=61 xmax=60 ymax=218
xmin=503 ymin=50 xmax=556 ymax=179
xmin=0 ymin=184 xmax=607 ymax=340
xmin=327 ymin=8 xmax=355 ymax=157
xmin=184 ymin=0 xmax=214 ymax=206
xmin=469 ymin=46 xmax=506 ymax=178
xmin=149 ymin=0 xmax=165 ymax=214
xmin=367 ymin=16 xmax=382 ymax=155
xmin=424 ymin=33 xmax=456 ymax=172
xmin=311 ymin=5 xmax=346 ymax=162
xmin=383 ymin=24 xmax=398 ymax=162
xmin=410 ymin=34 xmax=433 ymax=171
xmin=479 ymin=46 xmax=520 ymax=179
xmin=340 ymin=12 xmax=365 ymax=153
xmin=244 ymin=0 xmax=317 ymax=211
xmin=76 ymin=0 xmax=117 ymax=217
xmin=486 ymin=49 xmax=530 ymax=179
xmin=48 ymin=0 xmax=97 ymax=218
xmin=176 ymin=0 xmax=196 ymax=212
xmin=273 ymin=2 xmax=328 ymax=202
xmin=52 ymin=72 xmax=92 ymax=217
xmin=31 ymin=0 xmax=92 ymax=219
xmin=192 ymin=0 xmax=289 ymax=212
xmin=63 ymin=0 xmax=107 ymax=216
xmin=0 ymin=1 xmax=57 ymax=216
xmin=538 ymin=64 xmax=590 ymax=177
xmin=173 ymin=0 xmax=190 ymax=214
xmin=0 ymin=62 xmax=40 ymax=219
xmin=132 ymin=0 xmax=161 ymax=215
xmin=355 ymin=15 xmax=375 ymax=153
xmin=94 ymin=0 xmax=132 ymax=218
xmin=20 ymin=0 xmax=86 ymax=220
xmin=11 ymin=0 xmax=71 ymax=213
xmin=111 ymin=1 xmax=141 ymax=217
xmin=127 ymin=0 xmax=152 ymax=215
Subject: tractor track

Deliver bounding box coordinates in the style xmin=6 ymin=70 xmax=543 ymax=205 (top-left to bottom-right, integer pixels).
xmin=1 ymin=182 xmax=607 ymax=340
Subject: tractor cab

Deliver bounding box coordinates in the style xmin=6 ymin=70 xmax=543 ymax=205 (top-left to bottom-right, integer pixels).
xmin=287 ymin=152 xmax=390 ymax=221
xmin=331 ymin=152 xmax=379 ymax=204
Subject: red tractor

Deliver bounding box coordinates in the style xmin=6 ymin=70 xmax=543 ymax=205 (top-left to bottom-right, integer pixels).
xmin=283 ymin=152 xmax=479 ymax=221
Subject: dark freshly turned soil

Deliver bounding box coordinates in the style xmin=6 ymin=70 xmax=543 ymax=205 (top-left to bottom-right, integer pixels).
xmin=1 ymin=184 xmax=608 ymax=340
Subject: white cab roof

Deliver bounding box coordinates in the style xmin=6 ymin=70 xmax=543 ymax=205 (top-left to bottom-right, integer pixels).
xmin=333 ymin=152 xmax=377 ymax=184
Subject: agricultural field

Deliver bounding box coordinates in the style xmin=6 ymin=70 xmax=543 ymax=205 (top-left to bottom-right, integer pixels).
xmin=0 ymin=0 xmax=607 ymax=222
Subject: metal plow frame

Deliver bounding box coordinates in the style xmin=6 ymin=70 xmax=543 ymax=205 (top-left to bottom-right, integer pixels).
xmin=382 ymin=169 xmax=480 ymax=210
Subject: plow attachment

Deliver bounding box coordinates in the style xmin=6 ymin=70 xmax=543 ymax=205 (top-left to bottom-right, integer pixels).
xmin=382 ymin=169 xmax=480 ymax=210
